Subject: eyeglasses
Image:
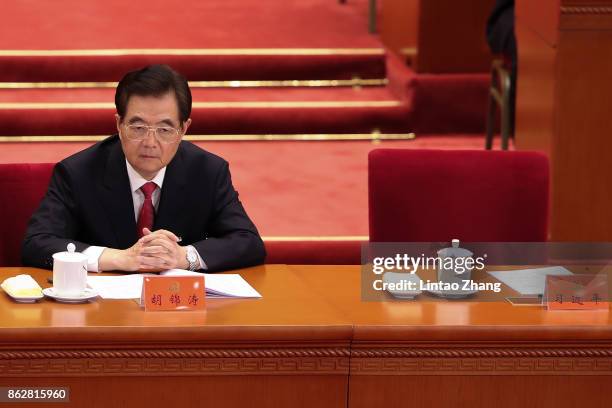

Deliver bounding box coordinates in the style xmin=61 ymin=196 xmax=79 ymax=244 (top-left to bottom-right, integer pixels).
xmin=122 ymin=124 xmax=182 ymax=144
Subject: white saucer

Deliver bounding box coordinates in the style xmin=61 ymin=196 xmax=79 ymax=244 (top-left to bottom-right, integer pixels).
xmin=42 ymin=287 xmax=98 ymax=303
xmin=383 ymin=272 xmax=423 ymax=299
xmin=2 ymin=291 xmax=43 ymax=303
xmin=388 ymin=291 xmax=422 ymax=299
xmin=425 ymin=288 xmax=479 ymax=299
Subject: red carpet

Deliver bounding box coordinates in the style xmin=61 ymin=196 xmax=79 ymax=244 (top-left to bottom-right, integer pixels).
xmin=0 ymin=86 xmax=411 ymax=135
xmin=0 ymin=0 xmax=490 ymax=136
xmin=0 ymin=0 xmax=384 ymax=81
xmin=386 ymin=51 xmax=490 ymax=134
xmin=0 ymin=136 xmax=503 ymax=238
xmin=0 ymin=0 xmax=496 ymax=239
xmin=0 ymin=87 xmax=399 ymax=103
xmin=0 ymin=54 xmax=386 ymax=82
xmin=0 ymin=55 xmax=490 ymax=136
xmin=1 ymin=0 xmax=378 ymax=49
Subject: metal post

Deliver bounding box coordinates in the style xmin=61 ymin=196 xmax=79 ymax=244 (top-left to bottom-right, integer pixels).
xmin=369 ymin=0 xmax=377 ymax=33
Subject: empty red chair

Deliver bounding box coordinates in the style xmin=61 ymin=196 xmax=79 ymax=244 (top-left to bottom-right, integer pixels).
xmin=0 ymin=163 xmax=54 ymax=266
xmin=368 ymin=149 xmax=549 ymax=242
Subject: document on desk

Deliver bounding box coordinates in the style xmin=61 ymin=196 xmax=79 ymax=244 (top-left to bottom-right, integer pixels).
xmin=162 ymin=270 xmax=262 ymax=298
xmin=488 ymin=266 xmax=573 ymax=295
xmin=87 ymin=274 xmax=144 ymax=299
xmin=87 ymin=270 xmax=262 ymax=299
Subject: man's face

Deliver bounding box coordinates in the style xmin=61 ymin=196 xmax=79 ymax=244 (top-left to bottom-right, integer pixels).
xmin=116 ymin=92 xmax=191 ymax=180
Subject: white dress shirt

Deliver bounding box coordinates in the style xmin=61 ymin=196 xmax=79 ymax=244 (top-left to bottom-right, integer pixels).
xmin=82 ymin=159 xmax=205 ymax=272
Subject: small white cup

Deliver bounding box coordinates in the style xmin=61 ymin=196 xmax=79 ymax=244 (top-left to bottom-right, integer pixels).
xmin=52 ymin=243 xmax=88 ymax=297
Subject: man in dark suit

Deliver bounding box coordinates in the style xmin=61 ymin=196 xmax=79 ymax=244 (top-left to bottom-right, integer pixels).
xmin=22 ymin=65 xmax=265 ymax=272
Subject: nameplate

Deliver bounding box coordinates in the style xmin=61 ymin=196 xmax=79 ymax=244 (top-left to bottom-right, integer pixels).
xmin=545 ymin=274 xmax=608 ymax=311
xmin=141 ymin=275 xmax=205 ymax=311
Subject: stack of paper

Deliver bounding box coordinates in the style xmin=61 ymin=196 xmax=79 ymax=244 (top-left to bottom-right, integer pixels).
xmin=488 ymin=266 xmax=573 ymax=295
xmin=86 ymin=274 xmax=144 ymax=299
xmin=87 ymin=270 xmax=261 ymax=300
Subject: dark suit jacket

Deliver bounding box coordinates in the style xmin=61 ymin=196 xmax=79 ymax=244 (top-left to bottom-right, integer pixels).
xmin=22 ymin=135 xmax=266 ymax=271
xmin=486 ymin=0 xmax=515 ymax=56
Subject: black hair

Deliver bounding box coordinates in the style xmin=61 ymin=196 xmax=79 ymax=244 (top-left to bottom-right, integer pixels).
xmin=115 ymin=64 xmax=192 ymax=124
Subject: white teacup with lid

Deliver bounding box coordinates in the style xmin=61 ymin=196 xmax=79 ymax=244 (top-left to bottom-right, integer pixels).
xmin=437 ymin=239 xmax=474 ymax=284
xmin=52 ymin=243 xmax=88 ymax=297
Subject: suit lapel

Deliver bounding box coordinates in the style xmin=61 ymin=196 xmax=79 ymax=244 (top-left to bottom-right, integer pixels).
xmin=99 ymin=140 xmax=137 ymax=248
xmin=154 ymin=145 xmax=188 ymax=235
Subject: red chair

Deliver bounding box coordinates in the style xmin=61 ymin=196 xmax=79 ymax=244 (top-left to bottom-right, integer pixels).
xmin=0 ymin=163 xmax=54 ymax=266
xmin=368 ymin=149 xmax=549 ymax=242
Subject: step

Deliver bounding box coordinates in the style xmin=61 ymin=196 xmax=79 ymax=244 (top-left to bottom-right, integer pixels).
xmin=407 ymin=72 xmax=490 ymax=134
xmin=0 ymin=86 xmax=412 ymax=136
xmin=0 ymin=50 xmax=387 ymax=82
xmin=1 ymin=0 xmax=383 ymax=81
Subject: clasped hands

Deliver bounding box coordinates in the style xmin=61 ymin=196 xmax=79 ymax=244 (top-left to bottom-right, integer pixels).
xmin=100 ymin=228 xmax=188 ymax=272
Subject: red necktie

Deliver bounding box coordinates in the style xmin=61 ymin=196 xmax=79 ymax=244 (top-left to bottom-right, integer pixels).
xmin=136 ymin=182 xmax=157 ymax=238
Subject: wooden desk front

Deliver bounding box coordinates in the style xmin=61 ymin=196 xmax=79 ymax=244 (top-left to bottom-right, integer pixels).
xmin=294 ymin=265 xmax=612 ymax=408
xmin=0 ymin=266 xmax=351 ymax=408
xmin=1 ymin=266 xmax=612 ymax=407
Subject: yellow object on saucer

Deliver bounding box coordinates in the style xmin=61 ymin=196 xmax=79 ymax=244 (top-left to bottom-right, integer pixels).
xmin=1 ymin=274 xmax=43 ymax=298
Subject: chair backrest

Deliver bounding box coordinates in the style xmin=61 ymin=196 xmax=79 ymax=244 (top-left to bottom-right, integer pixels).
xmin=0 ymin=163 xmax=54 ymax=266
xmin=264 ymin=240 xmax=362 ymax=265
xmin=368 ymin=149 xmax=549 ymax=242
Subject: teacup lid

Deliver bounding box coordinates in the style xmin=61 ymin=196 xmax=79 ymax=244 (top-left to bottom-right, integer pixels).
xmin=52 ymin=243 xmax=88 ymax=263
xmin=437 ymin=239 xmax=473 ymax=258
